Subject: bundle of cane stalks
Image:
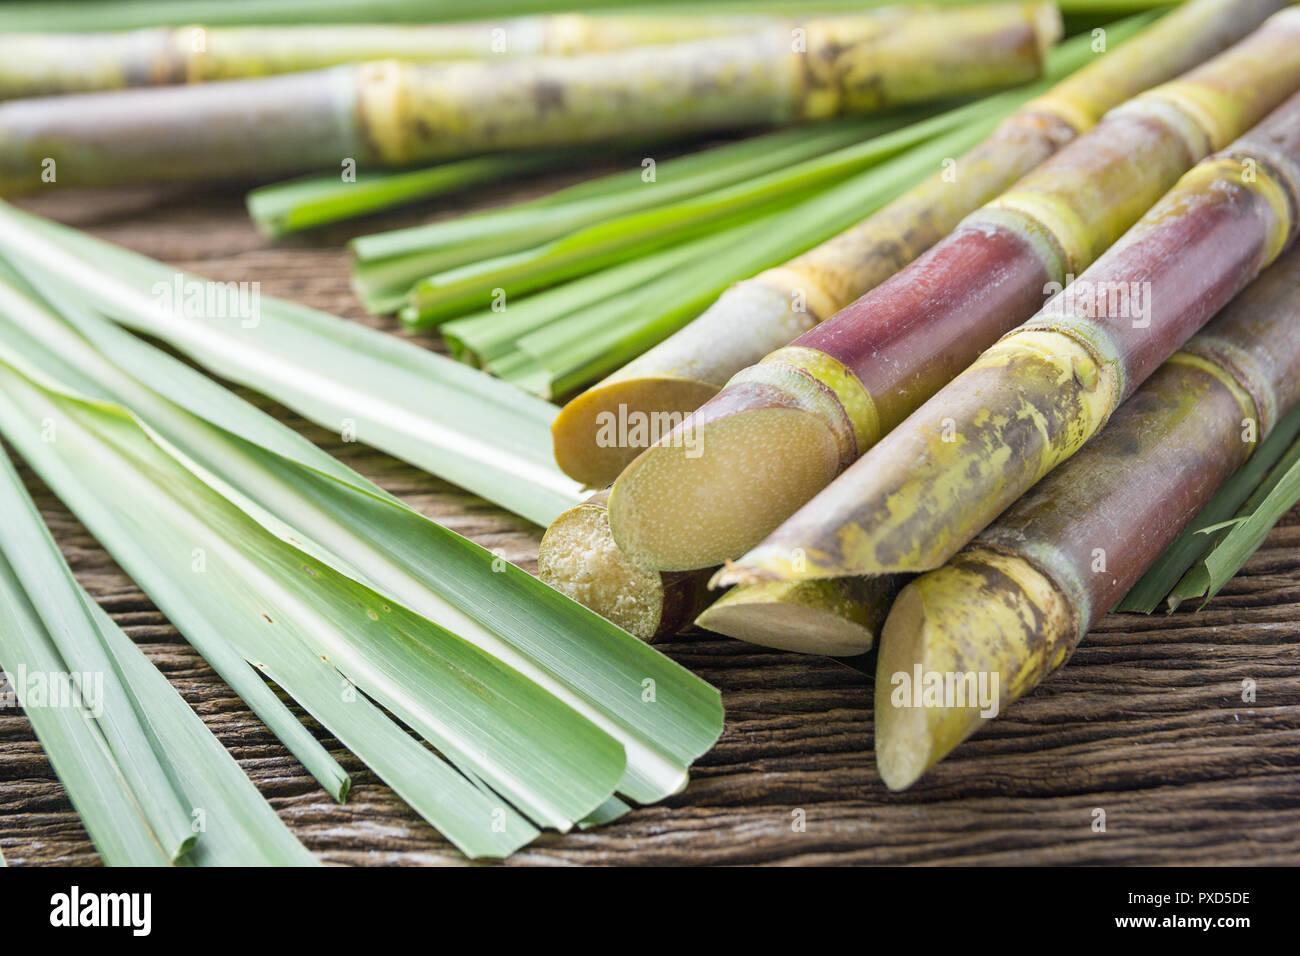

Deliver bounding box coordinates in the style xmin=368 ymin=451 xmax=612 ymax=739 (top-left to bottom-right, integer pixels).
xmin=542 ymin=0 xmax=1294 ymax=640
xmin=538 ymin=6 xmax=1300 ymax=788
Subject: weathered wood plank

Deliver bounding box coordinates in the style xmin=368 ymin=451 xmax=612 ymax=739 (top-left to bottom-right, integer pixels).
xmin=1 ymin=184 xmax=1297 ymax=867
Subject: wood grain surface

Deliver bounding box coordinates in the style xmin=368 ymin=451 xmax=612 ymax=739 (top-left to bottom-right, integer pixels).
xmin=1 ymin=178 xmax=1297 ymax=867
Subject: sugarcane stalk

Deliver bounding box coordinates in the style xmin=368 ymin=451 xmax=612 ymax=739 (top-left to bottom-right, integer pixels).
xmin=0 ymin=5 xmax=1059 ymax=193
xmin=727 ymin=85 xmax=1300 ymax=586
xmin=874 ymin=242 xmax=1300 ymax=789
xmin=1118 ymin=401 xmax=1300 ymax=613
xmin=609 ymin=3 xmax=1300 ymax=574
xmin=696 ymin=576 xmax=901 ymax=656
xmin=553 ymin=0 xmax=1277 ymax=489
xmin=537 ymin=492 xmax=713 ymax=641
xmin=0 ymin=16 xmax=776 ymax=100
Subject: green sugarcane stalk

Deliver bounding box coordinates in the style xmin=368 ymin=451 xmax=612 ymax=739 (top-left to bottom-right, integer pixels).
xmin=725 ymin=86 xmax=1300 ymax=586
xmin=0 ymin=1 xmax=1179 ymax=33
xmin=553 ymin=0 xmax=1271 ymax=490
xmin=0 ymin=16 xmax=777 ymax=99
xmin=874 ymin=242 xmax=1300 ymax=790
xmin=0 ymin=5 xmax=1060 ymax=193
xmin=609 ymin=3 xmax=1300 ymax=575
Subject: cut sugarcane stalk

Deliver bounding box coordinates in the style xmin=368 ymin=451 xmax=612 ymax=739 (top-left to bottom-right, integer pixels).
xmin=550 ymin=8 xmax=1172 ymax=487
xmin=874 ymin=242 xmax=1300 ymax=790
xmin=728 ymin=85 xmax=1300 ymax=586
xmin=613 ymin=3 xmax=1300 ymax=573
xmin=554 ymin=0 xmax=1275 ymax=488
xmin=0 ymin=16 xmax=777 ymax=98
xmin=538 ymin=493 xmax=712 ymax=642
xmin=0 ymin=5 xmax=1060 ymax=193
xmin=696 ymin=577 xmax=901 ymax=657
xmin=533 ymin=115 xmax=1019 ymax=632
xmin=537 ymin=491 xmax=898 ymax=652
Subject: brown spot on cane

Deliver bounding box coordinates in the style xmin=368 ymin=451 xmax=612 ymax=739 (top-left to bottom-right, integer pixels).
xmin=531 ymin=79 xmax=566 ymax=114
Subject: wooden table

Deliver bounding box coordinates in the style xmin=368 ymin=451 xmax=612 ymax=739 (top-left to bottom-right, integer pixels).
xmin=2 ymin=180 xmax=1298 ymax=867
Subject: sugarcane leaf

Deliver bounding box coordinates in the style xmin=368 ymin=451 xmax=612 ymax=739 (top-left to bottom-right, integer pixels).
xmin=0 ymin=439 xmax=198 ymax=860
xmin=0 ymin=202 xmax=585 ymax=527
xmin=1193 ymin=518 xmax=1248 ymax=536
xmin=579 ymin=796 xmax=631 ymax=830
xmin=0 ymin=221 xmax=723 ymax=813
xmin=0 ymin=304 xmax=627 ymax=835
xmin=0 ymin=546 xmax=172 ymax=866
xmin=0 ymin=360 xmax=552 ymax=856
xmin=1174 ymin=432 xmax=1300 ymax=610
xmin=441 ymin=236 xmax=710 ymax=365
xmin=349 ymin=118 xmax=892 ymax=310
xmin=85 ymin=597 xmax=318 ymax=866
xmin=0 ymin=442 xmax=316 ymax=866
xmin=248 ymin=152 xmax=571 ymax=238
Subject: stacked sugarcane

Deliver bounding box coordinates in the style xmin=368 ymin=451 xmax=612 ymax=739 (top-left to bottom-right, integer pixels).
xmin=551 ymin=0 xmax=1274 ymax=488
xmin=0 ymin=4 xmax=1062 ymax=192
xmin=539 ymin=5 xmax=1300 ymax=784
xmin=874 ymin=240 xmax=1300 ymax=787
xmin=541 ymin=0 xmax=1294 ymax=639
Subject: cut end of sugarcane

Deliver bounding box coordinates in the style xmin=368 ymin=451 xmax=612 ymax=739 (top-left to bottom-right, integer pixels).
xmin=873 ymin=582 xmax=942 ymax=791
xmin=710 ymin=543 xmax=844 ymax=588
xmin=874 ymin=549 xmax=1072 ymax=791
xmin=552 ymin=376 xmax=721 ymax=488
xmin=1031 ymin=1 xmax=1064 ymax=62
xmin=537 ymin=496 xmax=667 ymax=641
xmin=609 ymin=406 xmax=842 ymax=572
xmin=696 ymin=577 xmax=895 ymax=657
